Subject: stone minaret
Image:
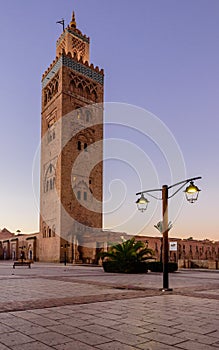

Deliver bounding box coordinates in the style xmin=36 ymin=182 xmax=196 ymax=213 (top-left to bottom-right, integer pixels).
xmin=39 ymin=12 xmax=104 ymax=262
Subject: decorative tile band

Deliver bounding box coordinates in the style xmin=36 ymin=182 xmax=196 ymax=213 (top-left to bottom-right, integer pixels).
xmin=42 ymin=59 xmax=62 ymax=88
xmin=42 ymin=56 xmax=104 ymax=88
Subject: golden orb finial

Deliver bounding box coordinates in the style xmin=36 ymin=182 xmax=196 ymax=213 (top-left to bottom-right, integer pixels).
xmin=70 ymin=11 xmax=77 ymax=28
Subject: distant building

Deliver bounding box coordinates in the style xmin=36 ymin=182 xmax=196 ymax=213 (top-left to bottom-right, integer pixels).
xmin=0 ymin=229 xmax=218 ymax=269
xmin=135 ymin=235 xmax=219 ymax=269
xmin=0 ymin=229 xmax=39 ymax=261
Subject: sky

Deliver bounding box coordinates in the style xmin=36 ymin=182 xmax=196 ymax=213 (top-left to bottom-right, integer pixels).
xmin=0 ymin=0 xmax=219 ymax=241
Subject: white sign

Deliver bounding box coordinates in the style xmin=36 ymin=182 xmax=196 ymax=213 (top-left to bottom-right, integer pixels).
xmin=169 ymin=242 xmax=177 ymax=251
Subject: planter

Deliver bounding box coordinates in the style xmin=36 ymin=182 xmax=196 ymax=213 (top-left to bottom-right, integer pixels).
xmin=146 ymin=261 xmax=178 ymax=272
xmin=103 ymin=261 xmax=148 ymax=274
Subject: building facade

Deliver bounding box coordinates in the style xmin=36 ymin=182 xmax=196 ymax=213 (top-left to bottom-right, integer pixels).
xmin=1 ymin=229 xmax=219 ymax=269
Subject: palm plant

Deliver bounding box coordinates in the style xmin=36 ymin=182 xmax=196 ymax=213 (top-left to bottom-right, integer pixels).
xmin=99 ymin=237 xmax=154 ymax=273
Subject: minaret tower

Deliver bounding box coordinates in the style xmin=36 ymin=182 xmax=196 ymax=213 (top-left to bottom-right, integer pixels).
xmin=39 ymin=12 xmax=104 ymax=262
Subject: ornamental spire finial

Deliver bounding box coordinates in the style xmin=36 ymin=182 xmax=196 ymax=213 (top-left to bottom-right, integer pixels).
xmin=70 ymin=11 xmax=77 ymax=28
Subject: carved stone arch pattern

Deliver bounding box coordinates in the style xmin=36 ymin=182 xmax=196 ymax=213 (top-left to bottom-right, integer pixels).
xmin=44 ymin=163 xmax=56 ymax=192
xmin=69 ymin=72 xmax=98 ymax=102
xmin=44 ymin=74 xmax=59 ymax=106
xmin=73 ymin=180 xmax=91 ymax=202
xmin=76 ymin=130 xmax=95 ymax=151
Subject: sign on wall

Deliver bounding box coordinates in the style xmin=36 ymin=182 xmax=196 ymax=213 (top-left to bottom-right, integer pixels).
xmin=169 ymin=242 xmax=177 ymax=251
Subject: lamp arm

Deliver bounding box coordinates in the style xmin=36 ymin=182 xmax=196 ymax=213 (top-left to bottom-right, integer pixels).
xmin=168 ymin=176 xmax=202 ymax=190
xmin=168 ymin=182 xmax=188 ymax=198
xmin=146 ymin=192 xmax=162 ymax=200
xmin=136 ymin=188 xmax=162 ymax=196
xmin=136 ymin=176 xmax=201 ymax=199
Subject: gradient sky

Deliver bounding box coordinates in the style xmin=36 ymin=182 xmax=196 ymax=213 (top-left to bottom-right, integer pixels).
xmin=0 ymin=0 xmax=218 ymax=241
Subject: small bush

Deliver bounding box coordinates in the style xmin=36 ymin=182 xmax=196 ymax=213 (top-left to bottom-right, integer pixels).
xmin=146 ymin=261 xmax=178 ymax=272
xmin=103 ymin=261 xmax=148 ymax=274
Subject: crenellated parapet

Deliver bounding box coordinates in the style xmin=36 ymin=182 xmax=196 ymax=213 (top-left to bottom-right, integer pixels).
xmin=42 ymin=49 xmax=104 ymax=89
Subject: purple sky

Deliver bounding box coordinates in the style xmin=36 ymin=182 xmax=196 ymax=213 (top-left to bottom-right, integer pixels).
xmin=0 ymin=0 xmax=218 ymax=241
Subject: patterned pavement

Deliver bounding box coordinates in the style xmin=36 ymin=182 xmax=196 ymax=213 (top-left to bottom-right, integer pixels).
xmin=0 ymin=262 xmax=218 ymax=349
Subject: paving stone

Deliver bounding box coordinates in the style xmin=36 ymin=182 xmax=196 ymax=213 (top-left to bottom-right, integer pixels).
xmin=31 ymin=331 xmax=73 ymax=346
xmin=106 ymin=330 xmax=146 ymax=346
xmin=79 ymin=324 xmax=116 ymax=336
xmin=10 ymin=341 xmax=53 ymax=350
xmin=143 ymin=323 xmax=183 ymax=335
xmin=96 ymin=340 xmax=137 ymax=349
xmin=9 ymin=323 xmax=48 ymax=335
xmin=46 ymin=324 xmax=83 ymax=335
xmin=210 ymin=330 xmax=219 ymax=339
xmin=176 ymin=340 xmax=218 ymax=350
xmin=0 ymin=324 xmax=14 ymax=333
xmin=61 ymin=317 xmax=92 ymax=327
xmin=140 ymin=331 xmax=185 ymax=346
xmin=176 ymin=330 xmax=218 ymax=345
xmin=136 ymin=340 xmax=180 ymax=349
xmin=54 ymin=341 xmax=97 ymax=349
xmin=0 ymin=344 xmax=11 ymax=350
xmin=109 ymin=323 xmax=147 ymax=335
xmin=0 ymin=331 xmax=33 ymax=347
xmin=68 ymin=331 xmax=111 ymax=345
xmin=22 ymin=315 xmax=60 ymax=327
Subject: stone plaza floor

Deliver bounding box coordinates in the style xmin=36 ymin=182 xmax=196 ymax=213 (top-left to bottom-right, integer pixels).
xmin=0 ymin=262 xmax=218 ymax=349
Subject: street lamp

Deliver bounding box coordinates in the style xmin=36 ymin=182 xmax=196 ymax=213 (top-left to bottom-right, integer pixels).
xmin=184 ymin=181 xmax=201 ymax=203
xmin=61 ymin=243 xmax=70 ymax=266
xmin=136 ymin=176 xmax=201 ymax=291
xmin=135 ymin=193 xmax=149 ymax=212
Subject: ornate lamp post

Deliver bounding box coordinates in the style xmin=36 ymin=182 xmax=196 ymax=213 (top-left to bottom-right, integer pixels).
xmin=136 ymin=176 xmax=201 ymax=291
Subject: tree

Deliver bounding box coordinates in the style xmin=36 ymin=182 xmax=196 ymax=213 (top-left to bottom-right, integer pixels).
xmin=99 ymin=237 xmax=154 ymax=273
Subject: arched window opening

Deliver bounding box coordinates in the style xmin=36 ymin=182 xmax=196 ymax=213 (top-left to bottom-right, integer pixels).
xmin=78 ymin=83 xmax=83 ymax=96
xmin=77 ymin=141 xmax=81 ymax=150
xmin=52 ymin=225 xmax=56 ymax=237
xmin=85 ymin=86 xmax=90 ymax=99
xmin=50 ymin=179 xmax=53 ymax=190
xmin=84 ymin=192 xmax=87 ymax=201
xmin=91 ymin=90 xmax=97 ymax=102
xmin=84 ymin=143 xmax=88 ymax=151
xmin=43 ymin=226 xmax=47 ymax=238
xmin=77 ymin=191 xmax=81 ymax=200
xmin=55 ymin=80 xmax=59 ymax=93
xmin=48 ymin=228 xmax=52 ymax=237
xmin=70 ymin=80 xmax=76 ymax=92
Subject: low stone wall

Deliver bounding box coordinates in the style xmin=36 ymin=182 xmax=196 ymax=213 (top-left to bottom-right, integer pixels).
xmin=178 ymin=259 xmax=218 ymax=269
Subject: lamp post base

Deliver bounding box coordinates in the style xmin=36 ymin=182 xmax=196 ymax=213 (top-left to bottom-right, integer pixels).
xmin=160 ymin=288 xmax=173 ymax=292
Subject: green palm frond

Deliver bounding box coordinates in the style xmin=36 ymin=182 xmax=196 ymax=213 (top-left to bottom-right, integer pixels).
xmin=99 ymin=238 xmax=154 ymax=264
